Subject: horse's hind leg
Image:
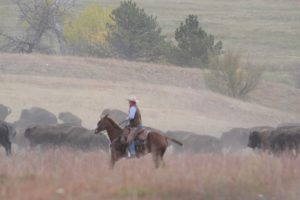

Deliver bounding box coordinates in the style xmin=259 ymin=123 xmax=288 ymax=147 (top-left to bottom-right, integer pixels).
xmin=152 ymin=150 xmax=165 ymax=168
xmin=159 ymin=146 xmax=167 ymax=167
xmin=152 ymin=153 xmax=160 ymax=168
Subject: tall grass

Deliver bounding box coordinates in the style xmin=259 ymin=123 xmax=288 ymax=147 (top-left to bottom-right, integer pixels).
xmin=0 ymin=148 xmax=299 ymax=200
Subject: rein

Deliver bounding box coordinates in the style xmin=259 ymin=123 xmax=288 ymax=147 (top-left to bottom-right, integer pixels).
xmin=109 ymin=120 xmax=128 ymax=145
xmin=110 ymin=135 xmax=121 ymax=146
xmin=109 ymin=124 xmax=127 ymax=146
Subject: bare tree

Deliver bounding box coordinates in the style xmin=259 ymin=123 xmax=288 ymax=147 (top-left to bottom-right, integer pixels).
xmin=0 ymin=0 xmax=75 ymax=54
xmin=204 ymin=51 xmax=264 ymax=99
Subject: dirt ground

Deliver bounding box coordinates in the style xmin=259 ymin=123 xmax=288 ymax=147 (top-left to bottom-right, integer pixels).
xmin=0 ymin=53 xmax=299 ymax=137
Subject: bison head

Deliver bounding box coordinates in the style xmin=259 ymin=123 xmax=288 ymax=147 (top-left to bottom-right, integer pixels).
xmin=24 ymin=127 xmax=32 ymax=139
xmin=0 ymin=104 xmax=12 ymax=121
xmin=248 ymin=131 xmax=262 ymax=149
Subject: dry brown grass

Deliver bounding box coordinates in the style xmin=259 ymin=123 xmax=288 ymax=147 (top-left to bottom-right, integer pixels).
xmin=0 ymin=148 xmax=300 ymax=200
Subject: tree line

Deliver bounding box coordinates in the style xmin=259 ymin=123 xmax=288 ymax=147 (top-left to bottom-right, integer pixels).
xmin=0 ymin=0 xmax=263 ymax=98
xmin=0 ymin=0 xmax=222 ymax=67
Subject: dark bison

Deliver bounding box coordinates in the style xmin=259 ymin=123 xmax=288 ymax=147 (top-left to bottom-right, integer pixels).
xmin=14 ymin=107 xmax=57 ymax=128
xmin=247 ymin=127 xmax=275 ymax=151
xmin=25 ymin=124 xmax=109 ymax=151
xmin=165 ymin=131 xmax=221 ymax=154
xmin=0 ymin=104 xmax=12 ymax=121
xmin=223 ymin=126 xmax=274 ymax=152
xmin=13 ymin=107 xmax=58 ymax=147
xmin=269 ymin=126 xmax=300 ymax=155
xmin=58 ymin=112 xmax=82 ymax=126
xmin=184 ymin=134 xmax=222 ymax=154
xmin=277 ymin=123 xmax=300 ymax=128
xmin=0 ymin=121 xmax=16 ymax=155
xmin=221 ymin=128 xmax=251 ymax=151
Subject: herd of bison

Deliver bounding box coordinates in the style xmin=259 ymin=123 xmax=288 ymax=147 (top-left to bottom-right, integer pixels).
xmin=0 ymin=104 xmax=300 ymax=157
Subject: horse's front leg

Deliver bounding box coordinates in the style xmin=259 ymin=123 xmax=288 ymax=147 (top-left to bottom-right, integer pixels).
xmin=110 ymin=159 xmax=115 ymax=169
xmin=110 ymin=150 xmax=125 ymax=169
xmin=110 ymin=151 xmax=117 ymax=169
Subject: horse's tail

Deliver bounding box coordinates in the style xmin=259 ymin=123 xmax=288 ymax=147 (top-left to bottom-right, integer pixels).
xmin=165 ymin=136 xmax=183 ymax=146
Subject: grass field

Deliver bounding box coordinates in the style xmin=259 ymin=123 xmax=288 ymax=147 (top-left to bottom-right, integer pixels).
xmin=0 ymin=148 xmax=300 ymax=200
xmin=1 ymin=0 xmax=299 ymax=68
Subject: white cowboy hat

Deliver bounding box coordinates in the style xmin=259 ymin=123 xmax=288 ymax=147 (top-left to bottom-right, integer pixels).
xmin=127 ymin=95 xmax=139 ymax=102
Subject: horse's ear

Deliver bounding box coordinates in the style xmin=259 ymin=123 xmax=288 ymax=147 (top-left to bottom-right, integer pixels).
xmin=100 ymin=113 xmax=109 ymax=119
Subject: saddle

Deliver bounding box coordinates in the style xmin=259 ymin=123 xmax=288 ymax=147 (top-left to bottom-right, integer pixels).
xmin=126 ymin=127 xmax=149 ymax=143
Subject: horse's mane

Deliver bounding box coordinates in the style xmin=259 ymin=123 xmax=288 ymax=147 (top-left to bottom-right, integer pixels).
xmin=106 ymin=117 xmax=123 ymax=131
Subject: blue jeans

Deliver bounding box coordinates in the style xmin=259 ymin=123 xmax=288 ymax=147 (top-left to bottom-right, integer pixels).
xmin=127 ymin=125 xmax=143 ymax=157
xmin=128 ymin=141 xmax=136 ymax=156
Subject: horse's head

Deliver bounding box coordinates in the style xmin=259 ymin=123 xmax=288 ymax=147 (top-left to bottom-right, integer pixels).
xmin=95 ymin=114 xmax=109 ymax=134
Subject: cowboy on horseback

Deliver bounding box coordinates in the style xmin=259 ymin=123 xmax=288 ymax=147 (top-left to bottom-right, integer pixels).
xmin=95 ymin=104 xmax=183 ymax=168
xmin=124 ymin=95 xmax=142 ymax=158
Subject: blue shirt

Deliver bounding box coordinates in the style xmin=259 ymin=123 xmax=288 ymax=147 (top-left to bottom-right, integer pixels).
xmin=128 ymin=106 xmax=137 ymax=120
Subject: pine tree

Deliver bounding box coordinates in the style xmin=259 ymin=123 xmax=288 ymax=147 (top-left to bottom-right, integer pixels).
xmin=175 ymin=15 xmax=222 ymax=67
xmin=108 ymin=0 xmax=165 ymax=61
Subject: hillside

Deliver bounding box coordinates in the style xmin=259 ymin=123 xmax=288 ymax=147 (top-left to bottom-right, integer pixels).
xmin=0 ymin=53 xmax=299 ymax=136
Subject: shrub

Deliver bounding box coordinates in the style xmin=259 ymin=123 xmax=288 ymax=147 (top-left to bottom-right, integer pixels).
xmin=204 ymin=51 xmax=264 ymax=98
xmin=64 ymin=4 xmax=114 ymax=57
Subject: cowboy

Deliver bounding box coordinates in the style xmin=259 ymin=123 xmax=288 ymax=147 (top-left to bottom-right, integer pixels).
xmin=125 ymin=95 xmax=142 ymax=158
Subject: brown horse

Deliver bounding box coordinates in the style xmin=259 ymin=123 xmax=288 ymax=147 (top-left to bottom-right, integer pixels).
xmin=94 ymin=114 xmax=183 ymax=168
